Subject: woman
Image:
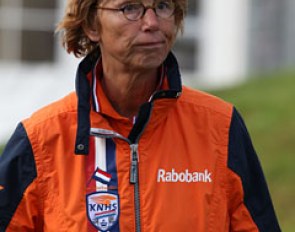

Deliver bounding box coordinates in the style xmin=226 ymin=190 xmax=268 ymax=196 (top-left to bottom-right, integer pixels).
xmin=0 ymin=0 xmax=281 ymax=231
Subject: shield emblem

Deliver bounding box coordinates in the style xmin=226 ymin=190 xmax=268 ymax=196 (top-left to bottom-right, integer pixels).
xmin=86 ymin=192 xmax=119 ymax=231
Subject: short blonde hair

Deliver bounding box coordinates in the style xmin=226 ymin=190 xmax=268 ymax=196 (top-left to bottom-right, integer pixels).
xmin=57 ymin=0 xmax=187 ymax=57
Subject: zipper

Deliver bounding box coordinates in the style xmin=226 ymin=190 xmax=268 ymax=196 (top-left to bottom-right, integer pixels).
xmin=130 ymin=144 xmax=141 ymax=232
xmin=90 ymin=128 xmax=142 ymax=232
xmin=130 ymin=144 xmax=139 ymax=184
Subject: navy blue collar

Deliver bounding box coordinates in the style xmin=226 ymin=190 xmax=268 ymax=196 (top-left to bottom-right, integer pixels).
xmin=74 ymin=51 xmax=182 ymax=155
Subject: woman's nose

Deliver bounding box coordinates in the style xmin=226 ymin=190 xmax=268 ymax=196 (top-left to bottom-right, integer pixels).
xmin=141 ymin=8 xmax=160 ymax=30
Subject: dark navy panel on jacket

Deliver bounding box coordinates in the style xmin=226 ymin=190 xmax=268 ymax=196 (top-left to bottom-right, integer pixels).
xmin=228 ymin=108 xmax=281 ymax=232
xmin=0 ymin=123 xmax=37 ymax=231
xmin=106 ymin=138 xmax=120 ymax=232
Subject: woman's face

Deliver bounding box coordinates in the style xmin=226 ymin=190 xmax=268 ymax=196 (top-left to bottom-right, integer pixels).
xmin=92 ymin=0 xmax=178 ymax=71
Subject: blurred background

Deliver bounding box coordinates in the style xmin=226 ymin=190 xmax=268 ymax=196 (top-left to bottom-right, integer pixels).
xmin=0 ymin=0 xmax=294 ymax=230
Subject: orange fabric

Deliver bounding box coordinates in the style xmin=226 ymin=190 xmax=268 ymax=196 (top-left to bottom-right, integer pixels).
xmin=6 ymin=86 xmax=260 ymax=231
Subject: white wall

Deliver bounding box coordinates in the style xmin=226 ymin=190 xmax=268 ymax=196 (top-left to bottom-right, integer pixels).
xmin=0 ymin=0 xmax=82 ymax=143
xmin=0 ymin=57 xmax=79 ymax=143
xmin=198 ymin=0 xmax=250 ymax=88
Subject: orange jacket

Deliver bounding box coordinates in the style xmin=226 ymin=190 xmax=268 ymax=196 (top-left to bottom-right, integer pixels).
xmin=0 ymin=52 xmax=280 ymax=232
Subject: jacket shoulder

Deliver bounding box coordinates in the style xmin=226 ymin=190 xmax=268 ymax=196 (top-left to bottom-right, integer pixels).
xmin=180 ymin=86 xmax=233 ymax=118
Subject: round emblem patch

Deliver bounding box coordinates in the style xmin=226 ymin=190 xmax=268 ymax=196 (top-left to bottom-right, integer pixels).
xmin=86 ymin=192 xmax=119 ymax=231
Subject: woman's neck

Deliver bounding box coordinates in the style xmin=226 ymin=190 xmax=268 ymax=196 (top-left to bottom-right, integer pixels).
xmin=100 ymin=66 xmax=160 ymax=119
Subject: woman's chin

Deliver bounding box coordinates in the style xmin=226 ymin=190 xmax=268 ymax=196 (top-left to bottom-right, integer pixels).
xmin=131 ymin=54 xmax=167 ymax=70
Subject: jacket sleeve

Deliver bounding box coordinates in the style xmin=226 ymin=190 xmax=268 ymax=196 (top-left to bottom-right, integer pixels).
xmin=0 ymin=123 xmax=42 ymax=231
xmin=227 ymin=108 xmax=281 ymax=232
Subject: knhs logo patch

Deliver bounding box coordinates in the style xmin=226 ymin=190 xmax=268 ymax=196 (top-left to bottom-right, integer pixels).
xmin=86 ymin=192 xmax=119 ymax=231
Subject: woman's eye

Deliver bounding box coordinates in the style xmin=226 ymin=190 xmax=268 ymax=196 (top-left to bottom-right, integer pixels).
xmin=157 ymin=1 xmax=172 ymax=10
xmin=123 ymin=3 xmax=141 ymax=13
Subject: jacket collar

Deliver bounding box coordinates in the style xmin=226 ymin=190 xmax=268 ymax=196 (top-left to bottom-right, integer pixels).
xmin=74 ymin=50 xmax=182 ymax=154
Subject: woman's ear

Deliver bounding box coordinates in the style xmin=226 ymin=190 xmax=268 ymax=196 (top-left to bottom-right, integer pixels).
xmin=83 ymin=9 xmax=100 ymax=42
xmin=83 ymin=25 xmax=100 ymax=42
xmin=83 ymin=27 xmax=100 ymax=42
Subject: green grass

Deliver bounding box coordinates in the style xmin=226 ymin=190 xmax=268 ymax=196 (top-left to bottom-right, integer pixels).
xmin=209 ymin=72 xmax=295 ymax=232
xmin=1 ymin=72 xmax=294 ymax=230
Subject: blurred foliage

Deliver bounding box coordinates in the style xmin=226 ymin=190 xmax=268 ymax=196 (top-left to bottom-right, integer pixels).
xmin=209 ymin=71 xmax=295 ymax=232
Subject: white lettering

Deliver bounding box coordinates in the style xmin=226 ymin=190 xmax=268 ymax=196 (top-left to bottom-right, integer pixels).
xmin=157 ymin=169 xmax=165 ymax=182
xmin=172 ymin=168 xmax=178 ymax=182
xmin=204 ymin=169 xmax=212 ymax=182
xmin=157 ymin=168 xmax=212 ymax=183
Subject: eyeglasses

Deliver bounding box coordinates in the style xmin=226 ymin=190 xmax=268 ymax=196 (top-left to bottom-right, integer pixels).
xmin=97 ymin=1 xmax=176 ymax=21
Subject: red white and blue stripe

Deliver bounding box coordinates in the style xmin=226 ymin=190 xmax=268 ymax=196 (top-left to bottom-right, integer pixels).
xmin=93 ymin=167 xmax=112 ymax=185
xmin=86 ymin=136 xmax=120 ymax=232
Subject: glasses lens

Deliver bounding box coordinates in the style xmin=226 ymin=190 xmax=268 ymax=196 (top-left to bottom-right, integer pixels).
xmin=155 ymin=0 xmax=175 ymax=18
xmin=123 ymin=3 xmax=144 ymax=20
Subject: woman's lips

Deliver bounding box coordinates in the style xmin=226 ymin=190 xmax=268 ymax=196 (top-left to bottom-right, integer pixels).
xmin=135 ymin=41 xmax=165 ymax=48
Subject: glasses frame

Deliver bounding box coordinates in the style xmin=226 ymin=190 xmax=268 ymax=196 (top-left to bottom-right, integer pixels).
xmin=96 ymin=1 xmax=176 ymax=21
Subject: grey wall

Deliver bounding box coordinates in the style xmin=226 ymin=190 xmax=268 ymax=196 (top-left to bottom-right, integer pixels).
xmin=248 ymin=0 xmax=295 ymax=74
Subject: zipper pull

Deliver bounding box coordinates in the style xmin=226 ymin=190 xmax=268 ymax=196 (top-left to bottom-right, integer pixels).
xmin=130 ymin=144 xmax=139 ymax=184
